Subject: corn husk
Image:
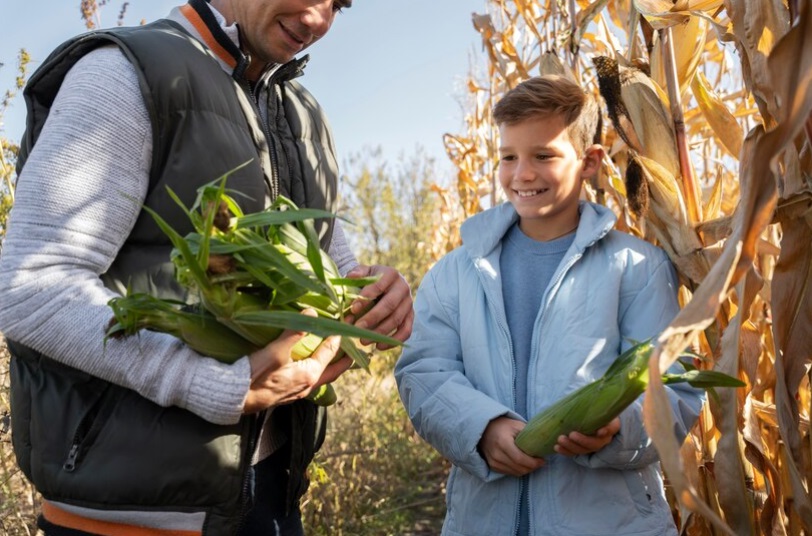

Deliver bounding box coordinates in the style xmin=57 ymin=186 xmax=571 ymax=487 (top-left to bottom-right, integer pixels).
xmin=106 ymin=172 xmax=399 ymax=405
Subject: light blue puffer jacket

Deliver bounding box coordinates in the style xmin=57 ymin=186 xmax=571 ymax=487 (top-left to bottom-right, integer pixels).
xmin=395 ymin=201 xmax=703 ymax=536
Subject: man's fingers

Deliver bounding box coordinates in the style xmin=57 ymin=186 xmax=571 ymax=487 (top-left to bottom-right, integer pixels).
xmin=310 ymin=335 xmax=342 ymax=367
xmin=318 ymin=355 xmax=353 ymax=386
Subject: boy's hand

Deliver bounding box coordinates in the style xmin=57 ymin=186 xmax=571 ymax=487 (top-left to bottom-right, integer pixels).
xmin=479 ymin=417 xmax=546 ymax=477
xmin=346 ymin=264 xmax=414 ymax=349
xmin=553 ymin=417 xmax=621 ymax=456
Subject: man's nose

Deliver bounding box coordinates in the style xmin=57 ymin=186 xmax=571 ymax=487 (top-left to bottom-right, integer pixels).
xmin=301 ymin=1 xmax=334 ymax=39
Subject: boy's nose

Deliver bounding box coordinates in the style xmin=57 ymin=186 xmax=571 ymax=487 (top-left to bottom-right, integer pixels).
xmin=515 ymin=160 xmax=536 ymax=181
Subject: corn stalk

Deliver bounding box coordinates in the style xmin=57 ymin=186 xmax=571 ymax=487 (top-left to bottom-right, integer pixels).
xmin=440 ymin=0 xmax=812 ymax=532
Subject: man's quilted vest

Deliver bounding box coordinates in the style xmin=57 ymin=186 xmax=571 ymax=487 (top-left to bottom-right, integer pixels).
xmin=8 ymin=18 xmax=337 ymax=535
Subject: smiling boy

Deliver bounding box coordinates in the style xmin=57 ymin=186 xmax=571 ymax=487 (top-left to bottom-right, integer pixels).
xmin=395 ymin=75 xmax=704 ymax=535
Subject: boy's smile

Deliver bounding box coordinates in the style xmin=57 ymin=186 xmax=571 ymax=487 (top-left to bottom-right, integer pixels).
xmin=498 ymin=114 xmax=601 ymax=241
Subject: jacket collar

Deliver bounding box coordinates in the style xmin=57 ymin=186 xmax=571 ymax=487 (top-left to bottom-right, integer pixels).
xmin=460 ymin=201 xmax=617 ymax=258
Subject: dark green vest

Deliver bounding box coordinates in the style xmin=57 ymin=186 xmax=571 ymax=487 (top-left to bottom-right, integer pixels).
xmin=10 ymin=18 xmax=336 ymax=535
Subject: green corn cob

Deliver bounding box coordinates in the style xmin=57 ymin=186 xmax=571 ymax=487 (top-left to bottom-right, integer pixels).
xmin=514 ymin=339 xmax=744 ymax=457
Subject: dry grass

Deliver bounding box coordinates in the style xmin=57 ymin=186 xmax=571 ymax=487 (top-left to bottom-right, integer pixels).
xmin=302 ymin=352 xmax=447 ymax=536
xmin=0 ymin=337 xmax=39 ymax=536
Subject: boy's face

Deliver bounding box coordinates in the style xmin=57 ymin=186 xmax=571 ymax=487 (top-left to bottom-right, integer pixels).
xmin=498 ymin=114 xmax=601 ymax=241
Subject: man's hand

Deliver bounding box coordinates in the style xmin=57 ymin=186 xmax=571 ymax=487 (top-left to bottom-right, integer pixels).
xmin=346 ymin=264 xmax=414 ymax=349
xmin=244 ymin=310 xmax=352 ymax=413
xmin=554 ymin=417 xmax=621 ymax=456
xmin=479 ymin=417 xmax=546 ymax=477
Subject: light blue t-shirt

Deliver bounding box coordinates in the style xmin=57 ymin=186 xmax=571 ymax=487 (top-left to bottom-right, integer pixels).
xmin=500 ymin=221 xmax=575 ymax=536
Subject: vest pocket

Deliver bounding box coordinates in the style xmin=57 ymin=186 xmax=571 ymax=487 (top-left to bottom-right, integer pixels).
xmin=62 ymin=383 xmax=119 ymax=472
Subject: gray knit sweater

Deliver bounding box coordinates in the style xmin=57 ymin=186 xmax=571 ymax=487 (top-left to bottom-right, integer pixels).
xmin=0 ymin=6 xmax=357 ymax=428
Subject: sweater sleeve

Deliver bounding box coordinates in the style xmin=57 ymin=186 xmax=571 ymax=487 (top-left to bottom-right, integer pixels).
xmin=0 ymin=46 xmax=251 ymax=425
xmin=327 ymin=219 xmax=359 ymax=276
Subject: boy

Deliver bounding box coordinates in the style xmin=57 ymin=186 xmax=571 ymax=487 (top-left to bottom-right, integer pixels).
xmin=394 ymin=75 xmax=704 ymax=535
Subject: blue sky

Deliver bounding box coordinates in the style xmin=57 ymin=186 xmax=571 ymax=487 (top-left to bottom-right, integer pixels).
xmin=0 ymin=1 xmax=485 ymax=172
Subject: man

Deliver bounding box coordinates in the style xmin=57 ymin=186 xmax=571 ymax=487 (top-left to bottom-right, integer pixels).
xmin=0 ymin=0 xmax=413 ymax=534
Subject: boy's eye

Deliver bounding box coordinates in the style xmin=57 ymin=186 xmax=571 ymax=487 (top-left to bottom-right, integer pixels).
xmin=536 ymin=153 xmax=552 ymax=160
xmin=499 ymin=154 xmax=516 ymax=162
xmin=333 ymin=0 xmax=351 ymax=13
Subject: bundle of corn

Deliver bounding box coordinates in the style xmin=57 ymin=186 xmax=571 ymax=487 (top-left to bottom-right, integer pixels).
xmin=106 ymin=175 xmax=400 ymax=406
xmin=515 ymin=339 xmax=745 ymax=457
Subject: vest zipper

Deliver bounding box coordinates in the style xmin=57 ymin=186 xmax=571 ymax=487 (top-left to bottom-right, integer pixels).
xmin=63 ymin=444 xmax=80 ymax=472
xmin=236 ymin=411 xmax=264 ymax=531
xmin=234 ymin=57 xmax=280 ymax=202
xmin=62 ymin=389 xmax=111 ymax=473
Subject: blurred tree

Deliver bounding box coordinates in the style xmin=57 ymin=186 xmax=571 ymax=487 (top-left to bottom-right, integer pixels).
xmin=339 ymin=146 xmax=443 ymax=290
xmin=0 ymin=50 xmax=29 ymax=248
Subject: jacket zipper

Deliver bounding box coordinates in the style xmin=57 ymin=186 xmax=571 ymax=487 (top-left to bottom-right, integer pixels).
xmin=476 ymin=258 xmax=522 ymax=534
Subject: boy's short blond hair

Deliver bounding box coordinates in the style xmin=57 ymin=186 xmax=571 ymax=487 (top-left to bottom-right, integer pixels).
xmin=492 ymin=75 xmax=600 ymax=155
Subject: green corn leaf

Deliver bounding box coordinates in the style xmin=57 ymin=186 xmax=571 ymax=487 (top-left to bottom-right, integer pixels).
xmin=233 ymin=310 xmax=400 ymax=348
xmin=339 ymin=336 xmax=371 ymax=371
xmin=662 ymin=369 xmax=746 ymax=388
xmin=236 ymin=207 xmax=336 ymax=229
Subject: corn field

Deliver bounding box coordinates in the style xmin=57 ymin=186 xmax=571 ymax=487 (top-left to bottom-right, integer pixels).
xmin=433 ymin=0 xmax=812 ymax=533
xmin=2 ymin=0 xmax=812 ymax=534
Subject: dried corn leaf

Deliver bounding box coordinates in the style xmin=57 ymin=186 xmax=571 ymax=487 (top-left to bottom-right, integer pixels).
xmin=539 ymin=50 xmax=576 ymax=80
xmin=513 ymin=0 xmax=544 ymax=44
xmin=607 ymin=0 xmax=633 ymax=34
xmin=726 ymin=0 xmax=790 ymax=122
xmin=771 ymin=195 xmax=812 ymax=529
xmin=633 ymin=0 xmax=690 ymax=29
xmin=703 ymin=169 xmax=725 ymax=220
xmin=766 ymin=2 xmax=812 ymax=139
xmin=712 ymin=277 xmax=758 ymax=533
xmin=572 ymin=0 xmax=611 ymax=53
xmin=472 ymin=12 xmax=496 ymax=40
xmin=646 ymin=125 xmax=778 ymax=531
xmin=651 ymin=15 xmax=707 ymax=96
xmin=761 ymin=6 xmax=812 ymax=527
xmin=692 ymin=71 xmax=744 ymax=158
xmin=644 ymin=349 xmax=737 ymax=535
xmin=672 ymin=0 xmax=724 ymax=12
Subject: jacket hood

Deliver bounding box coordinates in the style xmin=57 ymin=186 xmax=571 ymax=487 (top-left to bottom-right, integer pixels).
xmin=460 ymin=200 xmax=618 ymax=258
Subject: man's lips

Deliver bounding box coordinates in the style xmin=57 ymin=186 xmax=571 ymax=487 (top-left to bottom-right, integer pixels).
xmin=280 ymin=22 xmax=307 ymax=45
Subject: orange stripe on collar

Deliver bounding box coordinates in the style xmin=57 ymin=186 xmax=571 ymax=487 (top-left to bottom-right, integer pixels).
xmin=42 ymin=501 xmax=203 ymax=536
xmin=179 ymin=3 xmax=237 ymax=69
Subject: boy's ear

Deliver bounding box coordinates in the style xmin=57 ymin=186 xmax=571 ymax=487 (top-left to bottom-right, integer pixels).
xmin=580 ymin=144 xmax=604 ymax=179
